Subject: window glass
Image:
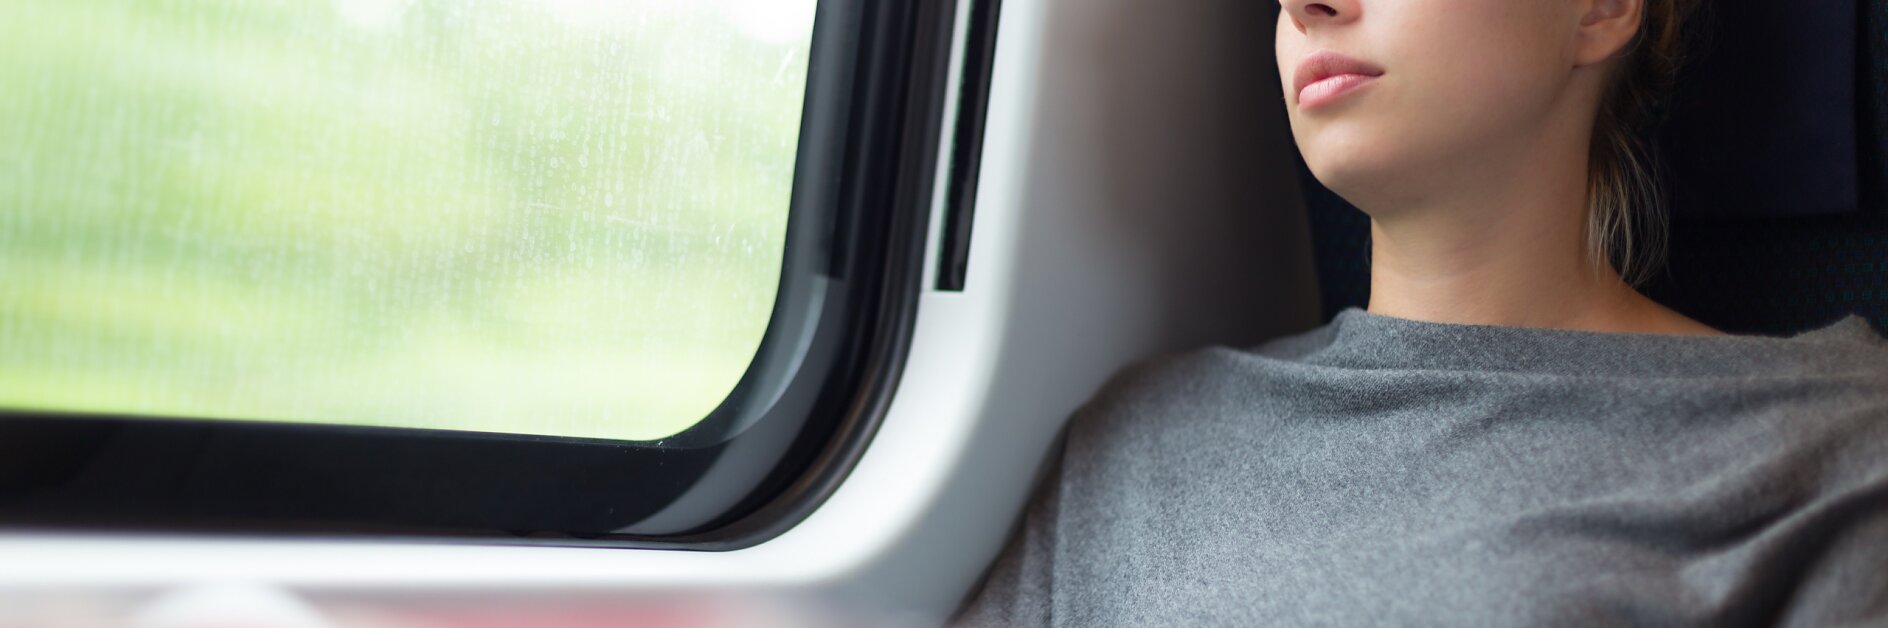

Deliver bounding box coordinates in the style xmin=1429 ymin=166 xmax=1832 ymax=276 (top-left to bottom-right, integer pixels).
xmin=0 ymin=0 xmax=817 ymax=441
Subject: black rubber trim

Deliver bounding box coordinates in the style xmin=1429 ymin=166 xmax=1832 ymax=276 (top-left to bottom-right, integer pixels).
xmin=936 ymin=0 xmax=1004 ymax=291
xmin=0 ymin=0 xmax=959 ymax=550
xmin=653 ymin=0 xmax=966 ymax=548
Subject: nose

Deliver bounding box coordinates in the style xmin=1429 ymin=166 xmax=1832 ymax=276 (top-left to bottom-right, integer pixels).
xmin=1280 ymin=0 xmax=1361 ymax=32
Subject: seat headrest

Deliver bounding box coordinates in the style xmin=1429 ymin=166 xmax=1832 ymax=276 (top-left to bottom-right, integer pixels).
xmin=1656 ymin=0 xmax=1860 ymax=218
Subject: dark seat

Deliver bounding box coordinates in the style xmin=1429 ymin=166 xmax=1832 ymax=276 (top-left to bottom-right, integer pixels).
xmin=1299 ymin=1 xmax=1888 ymax=337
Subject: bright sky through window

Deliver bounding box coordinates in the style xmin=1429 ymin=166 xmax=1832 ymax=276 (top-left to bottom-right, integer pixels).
xmin=0 ymin=0 xmax=818 ymax=441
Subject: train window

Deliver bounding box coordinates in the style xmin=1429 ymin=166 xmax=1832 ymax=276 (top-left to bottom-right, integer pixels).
xmin=0 ymin=0 xmax=961 ymax=545
xmin=0 ymin=0 xmax=813 ymax=442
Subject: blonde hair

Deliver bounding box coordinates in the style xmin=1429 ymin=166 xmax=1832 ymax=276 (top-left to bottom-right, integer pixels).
xmin=1587 ymin=0 xmax=1702 ymax=286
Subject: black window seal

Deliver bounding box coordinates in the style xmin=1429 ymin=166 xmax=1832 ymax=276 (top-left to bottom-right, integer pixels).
xmin=936 ymin=0 xmax=1004 ymax=292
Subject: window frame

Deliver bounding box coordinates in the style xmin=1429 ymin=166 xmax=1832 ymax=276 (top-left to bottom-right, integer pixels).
xmin=0 ymin=0 xmax=964 ymax=549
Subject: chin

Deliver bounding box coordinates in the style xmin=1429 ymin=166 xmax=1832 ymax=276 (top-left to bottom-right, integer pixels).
xmin=1297 ymin=119 xmax=1388 ymax=175
xmin=1299 ymin=142 xmax=1401 ymax=209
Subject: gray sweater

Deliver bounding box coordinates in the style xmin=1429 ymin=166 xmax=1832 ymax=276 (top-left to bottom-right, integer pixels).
xmin=956 ymin=308 xmax=1888 ymax=627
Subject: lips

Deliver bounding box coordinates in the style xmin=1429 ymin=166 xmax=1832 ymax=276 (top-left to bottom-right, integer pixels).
xmin=1293 ymin=51 xmax=1385 ymax=108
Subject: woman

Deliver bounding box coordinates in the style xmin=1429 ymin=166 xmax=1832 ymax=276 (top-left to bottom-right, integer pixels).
xmin=956 ymin=0 xmax=1888 ymax=625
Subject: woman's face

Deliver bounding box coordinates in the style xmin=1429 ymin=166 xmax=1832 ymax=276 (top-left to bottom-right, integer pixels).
xmin=1276 ymin=0 xmax=1586 ymax=209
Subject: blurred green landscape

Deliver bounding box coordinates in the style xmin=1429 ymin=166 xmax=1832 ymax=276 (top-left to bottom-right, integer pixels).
xmin=0 ymin=0 xmax=813 ymax=441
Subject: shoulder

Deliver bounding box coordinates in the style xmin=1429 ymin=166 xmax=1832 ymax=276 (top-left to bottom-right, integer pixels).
xmin=1059 ymin=339 xmax=1320 ymax=466
xmin=1066 ymin=321 xmax=1343 ymax=440
xmin=1073 ymin=344 xmax=1272 ymax=423
xmin=1057 ymin=349 xmax=1229 ymax=455
xmin=1792 ymin=315 xmax=1888 ymax=372
xmin=1710 ymin=337 xmax=1888 ymax=500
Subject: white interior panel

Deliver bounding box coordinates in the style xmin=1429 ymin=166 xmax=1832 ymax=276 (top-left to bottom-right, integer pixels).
xmin=0 ymin=0 xmax=1319 ymax=624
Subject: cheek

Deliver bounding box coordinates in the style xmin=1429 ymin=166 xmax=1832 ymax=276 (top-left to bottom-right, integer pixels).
xmin=1291 ymin=5 xmax=1569 ymax=187
xmin=1406 ymin=29 xmax=1564 ymax=132
xmin=1396 ymin=4 xmax=1572 ymax=145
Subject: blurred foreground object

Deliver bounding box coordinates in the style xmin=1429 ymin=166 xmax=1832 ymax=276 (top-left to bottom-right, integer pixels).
xmin=0 ymin=583 xmax=930 ymax=628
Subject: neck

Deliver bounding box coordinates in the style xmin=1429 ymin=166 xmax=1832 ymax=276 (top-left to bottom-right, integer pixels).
xmin=1365 ymin=207 xmax=1649 ymax=330
xmin=1357 ymin=107 xmax=1696 ymax=333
